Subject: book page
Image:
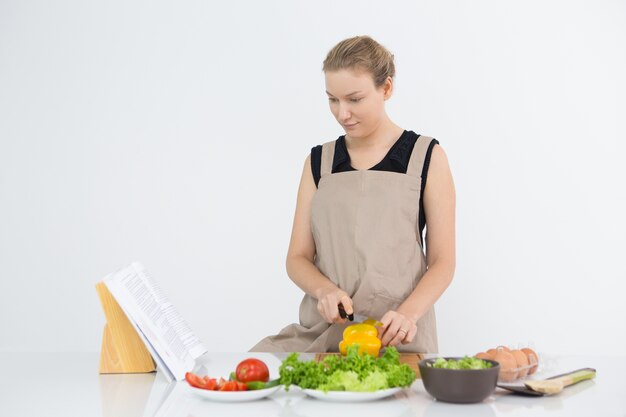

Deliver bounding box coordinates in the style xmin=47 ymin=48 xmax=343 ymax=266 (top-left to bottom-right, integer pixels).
xmin=103 ymin=262 xmax=206 ymax=380
xmin=138 ymin=264 xmax=207 ymax=359
xmin=133 ymin=319 xmax=175 ymax=382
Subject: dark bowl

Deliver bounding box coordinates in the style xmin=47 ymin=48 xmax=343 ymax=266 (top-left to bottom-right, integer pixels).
xmin=418 ymin=357 xmax=500 ymax=403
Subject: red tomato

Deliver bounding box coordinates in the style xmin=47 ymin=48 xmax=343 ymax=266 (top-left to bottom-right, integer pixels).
xmin=235 ymin=358 xmax=270 ymax=383
xmin=185 ymin=372 xmax=212 ymax=390
xmin=219 ymin=381 xmax=239 ymax=391
xmin=236 ymin=381 xmax=247 ymax=391
xmin=203 ymin=377 xmax=218 ymax=390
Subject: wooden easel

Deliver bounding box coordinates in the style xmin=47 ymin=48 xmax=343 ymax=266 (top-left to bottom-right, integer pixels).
xmin=96 ymin=282 xmax=156 ymax=374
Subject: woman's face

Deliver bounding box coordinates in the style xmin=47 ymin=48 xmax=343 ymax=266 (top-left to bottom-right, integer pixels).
xmin=324 ymin=68 xmax=392 ymax=137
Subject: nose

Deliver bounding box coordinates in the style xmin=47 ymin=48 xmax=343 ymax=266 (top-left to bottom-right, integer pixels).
xmin=338 ymin=103 xmax=351 ymax=122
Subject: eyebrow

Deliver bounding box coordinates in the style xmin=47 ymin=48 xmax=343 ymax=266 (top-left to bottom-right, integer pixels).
xmin=326 ymin=90 xmax=362 ymax=97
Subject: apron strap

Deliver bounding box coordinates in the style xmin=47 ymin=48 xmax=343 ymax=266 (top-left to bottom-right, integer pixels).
xmin=320 ymin=140 xmax=337 ymax=178
xmin=406 ymin=135 xmax=438 ymax=178
xmin=407 ymin=135 xmax=440 ymax=248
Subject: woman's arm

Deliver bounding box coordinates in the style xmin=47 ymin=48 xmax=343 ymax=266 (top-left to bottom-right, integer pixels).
xmin=380 ymin=144 xmax=457 ymax=346
xmin=285 ymin=154 xmax=354 ymax=324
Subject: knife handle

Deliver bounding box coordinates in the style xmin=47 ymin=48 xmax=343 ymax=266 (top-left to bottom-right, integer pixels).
xmin=550 ymin=368 xmax=596 ymax=387
xmin=338 ymin=303 xmax=354 ymax=321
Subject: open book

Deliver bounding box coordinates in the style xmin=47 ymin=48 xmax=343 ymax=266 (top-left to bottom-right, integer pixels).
xmin=102 ymin=262 xmax=207 ymax=382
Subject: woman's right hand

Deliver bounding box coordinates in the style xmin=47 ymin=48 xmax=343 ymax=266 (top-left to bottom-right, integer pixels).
xmin=316 ymin=285 xmax=354 ymax=324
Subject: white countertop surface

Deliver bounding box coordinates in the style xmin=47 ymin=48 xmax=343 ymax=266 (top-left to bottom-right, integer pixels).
xmin=1 ymin=352 xmax=623 ymax=417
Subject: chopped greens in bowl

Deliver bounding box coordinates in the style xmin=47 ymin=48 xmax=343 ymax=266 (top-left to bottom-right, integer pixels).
xmin=428 ymin=356 xmax=493 ymax=370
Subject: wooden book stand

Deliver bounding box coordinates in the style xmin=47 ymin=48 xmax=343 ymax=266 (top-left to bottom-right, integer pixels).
xmin=96 ymin=282 xmax=156 ymax=374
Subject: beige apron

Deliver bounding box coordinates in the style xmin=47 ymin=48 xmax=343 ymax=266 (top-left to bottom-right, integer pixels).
xmin=249 ymin=135 xmax=438 ymax=353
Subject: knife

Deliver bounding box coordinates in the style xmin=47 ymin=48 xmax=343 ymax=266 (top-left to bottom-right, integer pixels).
xmin=497 ymin=368 xmax=596 ymax=396
xmin=338 ymin=303 xmax=381 ymax=325
xmin=524 ymin=368 xmax=596 ymax=395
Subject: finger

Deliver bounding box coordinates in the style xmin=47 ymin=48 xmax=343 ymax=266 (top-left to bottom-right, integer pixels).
xmin=378 ymin=312 xmax=393 ymax=339
xmin=319 ymin=301 xmax=334 ymax=323
xmin=391 ymin=319 xmax=413 ymax=346
xmin=381 ymin=317 xmax=402 ymax=347
xmin=321 ymin=298 xmax=341 ymax=324
xmin=328 ymin=302 xmax=341 ymax=323
xmin=388 ymin=328 xmax=407 ymax=347
xmin=330 ymin=308 xmax=346 ymax=324
xmin=339 ymin=295 xmax=353 ymax=315
xmin=402 ymin=325 xmax=417 ymax=344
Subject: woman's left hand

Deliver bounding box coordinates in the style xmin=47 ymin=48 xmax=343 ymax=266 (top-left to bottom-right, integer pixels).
xmin=378 ymin=310 xmax=417 ymax=347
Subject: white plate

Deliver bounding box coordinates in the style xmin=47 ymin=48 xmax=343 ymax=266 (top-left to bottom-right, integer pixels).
xmin=302 ymin=387 xmax=402 ymax=402
xmin=187 ymin=385 xmax=281 ymax=402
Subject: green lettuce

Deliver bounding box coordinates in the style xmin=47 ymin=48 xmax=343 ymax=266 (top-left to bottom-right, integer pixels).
xmin=279 ymin=345 xmax=416 ymax=392
xmin=429 ymin=356 xmax=493 ymax=370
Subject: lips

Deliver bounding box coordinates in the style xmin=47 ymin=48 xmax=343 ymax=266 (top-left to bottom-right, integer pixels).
xmin=344 ymin=123 xmax=358 ymax=128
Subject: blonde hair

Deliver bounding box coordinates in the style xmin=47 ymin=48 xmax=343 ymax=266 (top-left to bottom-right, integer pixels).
xmin=322 ymin=35 xmax=396 ymax=88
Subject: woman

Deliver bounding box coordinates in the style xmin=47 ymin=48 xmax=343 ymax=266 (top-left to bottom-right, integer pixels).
xmin=250 ymin=35 xmax=456 ymax=353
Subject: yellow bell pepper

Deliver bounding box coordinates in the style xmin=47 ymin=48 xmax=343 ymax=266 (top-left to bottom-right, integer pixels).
xmin=338 ymin=323 xmax=382 ymax=357
xmin=362 ymin=318 xmax=383 ymax=327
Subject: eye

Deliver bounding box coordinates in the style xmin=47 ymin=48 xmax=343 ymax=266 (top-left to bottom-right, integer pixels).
xmin=351 ymin=98 xmax=362 ymax=103
xmin=328 ymin=97 xmax=338 ymax=102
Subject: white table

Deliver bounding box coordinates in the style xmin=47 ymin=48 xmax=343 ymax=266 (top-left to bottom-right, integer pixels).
xmin=1 ymin=352 xmax=623 ymax=416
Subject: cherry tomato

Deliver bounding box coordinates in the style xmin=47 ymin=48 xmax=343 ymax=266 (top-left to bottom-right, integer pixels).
xmin=235 ymin=358 xmax=270 ymax=383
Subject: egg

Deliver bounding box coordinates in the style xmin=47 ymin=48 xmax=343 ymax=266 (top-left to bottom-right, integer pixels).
xmin=521 ymin=348 xmax=539 ymax=375
xmin=475 ymin=351 xmax=493 ymax=361
xmin=511 ymin=349 xmax=530 ymax=378
xmin=486 ymin=348 xmax=498 ymax=358
xmin=497 ymin=345 xmax=511 ymax=352
xmin=493 ymin=350 xmax=518 ymax=382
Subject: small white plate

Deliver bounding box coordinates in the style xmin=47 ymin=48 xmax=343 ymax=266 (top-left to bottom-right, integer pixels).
xmin=302 ymin=387 xmax=402 ymax=402
xmin=187 ymin=385 xmax=281 ymax=402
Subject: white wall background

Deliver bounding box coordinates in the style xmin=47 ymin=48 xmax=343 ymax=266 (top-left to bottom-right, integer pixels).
xmin=1 ymin=0 xmax=624 ymax=356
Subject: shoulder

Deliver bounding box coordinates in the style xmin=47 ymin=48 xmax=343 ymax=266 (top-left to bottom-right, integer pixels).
xmin=419 ymin=137 xmax=453 ymax=192
xmin=312 ymin=138 xmax=339 ymax=151
xmin=415 ymin=133 xmax=448 ymax=170
xmin=424 ymin=142 xmax=454 ymax=197
xmin=429 ymin=143 xmax=451 ymax=171
xmin=309 ymin=137 xmax=340 ymax=187
xmin=310 ymin=138 xmax=339 ymax=166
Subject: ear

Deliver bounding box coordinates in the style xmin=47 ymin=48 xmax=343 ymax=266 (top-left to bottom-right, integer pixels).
xmin=383 ymin=77 xmax=393 ymax=100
